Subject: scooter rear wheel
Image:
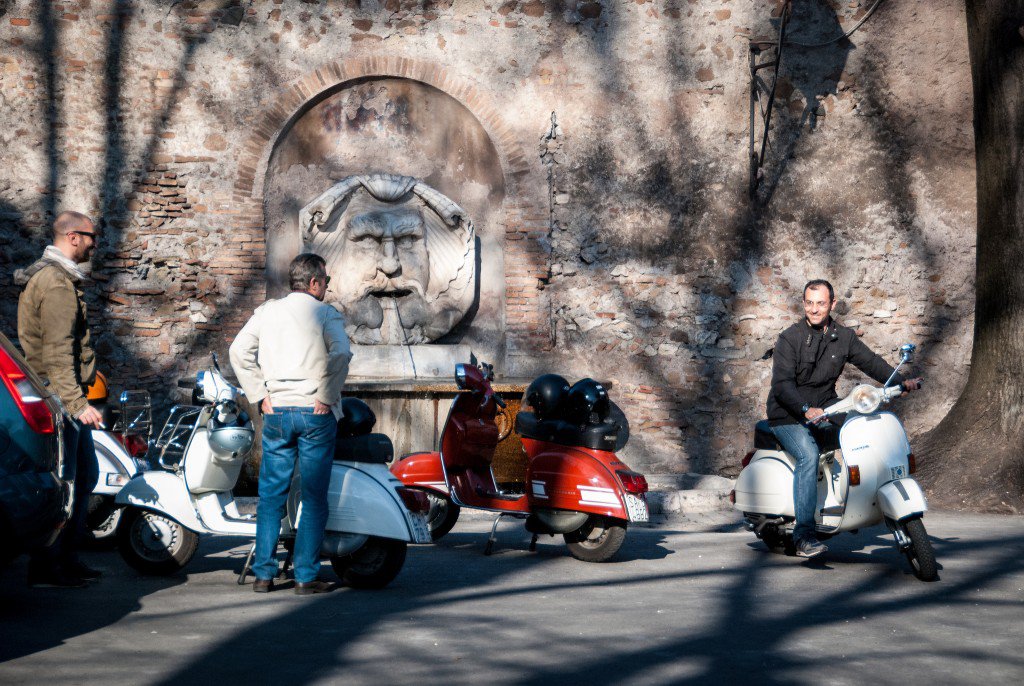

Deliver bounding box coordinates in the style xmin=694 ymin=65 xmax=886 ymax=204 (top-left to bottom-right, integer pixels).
xmin=563 ymin=517 xmax=627 ymax=562
xmin=330 ymin=537 xmax=407 ymax=589
xmin=901 ymin=517 xmax=938 ymax=581
xmin=117 ymin=506 xmax=199 ymax=576
xmin=758 ymin=527 xmax=796 ymax=556
xmin=426 ymin=493 xmax=460 ymax=541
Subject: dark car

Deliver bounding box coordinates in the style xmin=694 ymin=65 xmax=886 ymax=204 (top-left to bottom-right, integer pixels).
xmin=0 ymin=330 xmax=72 ymax=565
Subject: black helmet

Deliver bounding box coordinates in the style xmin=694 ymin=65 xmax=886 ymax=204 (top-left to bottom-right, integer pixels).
xmin=564 ymin=378 xmax=610 ymax=426
xmin=337 ymin=397 xmax=376 ymax=438
xmin=524 ymin=374 xmax=570 ymax=420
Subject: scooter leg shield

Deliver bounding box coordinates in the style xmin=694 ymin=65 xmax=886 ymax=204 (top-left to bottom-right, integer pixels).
xmin=114 ymin=471 xmax=204 ymax=531
xmin=877 ymin=478 xmax=928 ymax=522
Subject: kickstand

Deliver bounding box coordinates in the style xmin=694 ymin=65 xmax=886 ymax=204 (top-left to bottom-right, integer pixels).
xmin=529 ymin=533 xmax=538 ymax=552
xmin=484 ymin=513 xmax=507 ymax=555
xmin=237 ymin=543 xmax=256 ymax=585
xmin=277 ymin=546 xmax=293 ymax=580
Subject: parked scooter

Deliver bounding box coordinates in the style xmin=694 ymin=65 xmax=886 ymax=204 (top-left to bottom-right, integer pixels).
xmin=733 ymin=343 xmax=937 ymax=581
xmin=85 ymin=372 xmax=153 ymax=544
xmin=114 ymin=355 xmax=432 ymax=588
xmin=391 ymin=363 xmax=649 ymax=562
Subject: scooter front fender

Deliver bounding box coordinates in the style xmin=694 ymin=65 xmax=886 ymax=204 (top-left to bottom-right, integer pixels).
xmin=389 ymin=451 xmax=448 ymax=496
xmin=877 ymin=478 xmax=927 ymax=522
xmin=114 ymin=471 xmax=204 ymax=531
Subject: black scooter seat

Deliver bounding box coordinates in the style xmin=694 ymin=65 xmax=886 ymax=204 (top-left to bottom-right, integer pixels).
xmin=334 ymin=433 xmax=393 ymax=464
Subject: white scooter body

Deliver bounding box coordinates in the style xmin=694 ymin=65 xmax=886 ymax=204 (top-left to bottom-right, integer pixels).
xmin=734 ymin=411 xmax=927 ymax=534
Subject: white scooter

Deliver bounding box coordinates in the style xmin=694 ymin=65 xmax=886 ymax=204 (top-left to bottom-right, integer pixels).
xmin=88 ymin=389 xmax=153 ymax=544
xmin=733 ymin=343 xmax=938 ymax=581
xmin=114 ymin=355 xmax=432 ymax=588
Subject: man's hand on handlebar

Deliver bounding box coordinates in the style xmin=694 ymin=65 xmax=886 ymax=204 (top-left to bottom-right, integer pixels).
xmin=804 ymin=407 xmax=827 ymax=425
xmin=901 ymin=377 xmax=923 ymax=395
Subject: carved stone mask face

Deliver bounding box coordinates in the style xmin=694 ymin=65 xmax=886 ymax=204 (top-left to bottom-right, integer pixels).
xmin=345 ymin=208 xmax=430 ymax=299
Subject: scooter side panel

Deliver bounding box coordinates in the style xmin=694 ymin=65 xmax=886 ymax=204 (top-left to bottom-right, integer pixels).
xmin=733 ymin=450 xmax=795 ymax=516
xmin=92 ymin=431 xmax=136 ymax=495
xmin=314 ymin=464 xmax=416 ymax=541
xmin=114 ymin=471 xmax=204 ymax=531
xmin=525 ymin=442 xmax=629 ymax=520
xmin=877 ymin=478 xmax=927 ymax=521
xmin=389 ymin=451 xmax=449 ymax=496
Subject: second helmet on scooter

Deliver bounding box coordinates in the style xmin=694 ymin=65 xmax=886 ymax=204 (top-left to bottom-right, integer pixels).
xmin=563 ymin=378 xmax=611 ymax=426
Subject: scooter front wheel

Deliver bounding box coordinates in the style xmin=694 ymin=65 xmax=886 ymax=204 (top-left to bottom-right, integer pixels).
xmin=426 ymin=493 xmax=460 ymax=541
xmin=901 ymin=517 xmax=938 ymax=581
xmin=563 ymin=517 xmax=627 ymax=562
xmin=330 ymin=537 xmax=407 ymax=589
xmin=117 ymin=506 xmax=199 ymax=576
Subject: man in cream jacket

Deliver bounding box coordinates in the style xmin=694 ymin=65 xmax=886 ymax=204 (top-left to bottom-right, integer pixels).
xmin=230 ymin=253 xmax=352 ymax=595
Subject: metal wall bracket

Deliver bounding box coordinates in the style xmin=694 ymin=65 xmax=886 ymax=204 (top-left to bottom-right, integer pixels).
xmin=748 ymin=1 xmax=793 ymax=198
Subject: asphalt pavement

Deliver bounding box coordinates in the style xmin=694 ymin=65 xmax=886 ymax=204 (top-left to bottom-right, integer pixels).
xmin=1 ymin=511 xmax=1022 ymax=686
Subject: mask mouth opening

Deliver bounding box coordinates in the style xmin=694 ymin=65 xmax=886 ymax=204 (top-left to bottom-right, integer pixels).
xmin=371 ymin=288 xmax=413 ymax=298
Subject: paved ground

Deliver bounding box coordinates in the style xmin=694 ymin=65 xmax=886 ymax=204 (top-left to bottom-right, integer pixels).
xmin=1 ymin=511 xmax=1023 ymax=686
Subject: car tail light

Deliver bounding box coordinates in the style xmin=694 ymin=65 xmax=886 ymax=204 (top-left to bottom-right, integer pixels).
xmin=396 ymin=487 xmax=430 ymax=514
xmin=115 ymin=433 xmax=149 ymax=458
xmin=741 ymin=451 xmax=755 ymax=467
xmin=908 ymin=453 xmax=916 ymax=474
xmin=849 ymin=465 xmax=861 ymax=486
xmin=729 ymin=489 xmax=736 ymax=504
xmin=0 ymin=348 xmax=54 ymax=434
xmin=616 ymin=470 xmax=649 ymax=494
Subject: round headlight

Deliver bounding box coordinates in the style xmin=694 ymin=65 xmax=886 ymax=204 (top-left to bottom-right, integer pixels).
xmin=851 ymin=385 xmax=883 ymax=414
xmin=454 ymin=363 xmax=467 ymax=389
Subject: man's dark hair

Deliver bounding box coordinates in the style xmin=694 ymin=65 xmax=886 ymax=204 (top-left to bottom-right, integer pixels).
xmin=288 ymin=253 xmax=327 ymax=291
xmin=803 ymin=279 xmax=835 ymax=301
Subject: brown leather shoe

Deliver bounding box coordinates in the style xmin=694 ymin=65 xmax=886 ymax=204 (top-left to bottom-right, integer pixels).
xmin=253 ymin=578 xmax=274 ymax=593
xmin=294 ymin=580 xmax=333 ymax=595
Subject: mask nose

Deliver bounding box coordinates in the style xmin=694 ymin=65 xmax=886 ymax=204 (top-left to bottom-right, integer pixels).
xmin=378 ymin=238 xmax=401 ymax=277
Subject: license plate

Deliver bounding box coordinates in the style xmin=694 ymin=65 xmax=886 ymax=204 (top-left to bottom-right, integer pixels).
xmin=625 ymin=493 xmax=649 ymax=523
xmin=410 ymin=512 xmax=432 ymax=544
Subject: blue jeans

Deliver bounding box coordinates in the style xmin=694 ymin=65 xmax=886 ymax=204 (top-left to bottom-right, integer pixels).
xmin=770 ymin=422 xmax=837 ymax=543
xmin=254 ymin=408 xmax=337 ymax=584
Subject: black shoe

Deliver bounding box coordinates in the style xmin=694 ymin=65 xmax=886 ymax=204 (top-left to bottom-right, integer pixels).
xmin=66 ymin=562 xmax=102 ymax=580
xmin=294 ymin=580 xmax=333 ymax=595
xmin=253 ymin=578 xmax=274 ymax=593
xmin=28 ymin=572 xmax=88 ymax=589
xmin=796 ymin=537 xmax=828 ymax=558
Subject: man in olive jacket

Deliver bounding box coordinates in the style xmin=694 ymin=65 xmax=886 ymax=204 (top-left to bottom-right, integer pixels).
xmin=16 ymin=210 xmax=105 ymax=587
xmin=767 ymin=279 xmax=921 ymax=558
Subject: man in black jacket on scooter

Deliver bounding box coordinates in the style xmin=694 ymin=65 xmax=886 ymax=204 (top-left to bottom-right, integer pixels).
xmin=767 ymin=279 xmax=922 ymax=558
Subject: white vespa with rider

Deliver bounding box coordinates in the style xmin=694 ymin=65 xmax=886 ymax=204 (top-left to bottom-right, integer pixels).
xmin=733 ymin=342 xmax=937 ymax=581
xmin=114 ymin=355 xmax=431 ymax=587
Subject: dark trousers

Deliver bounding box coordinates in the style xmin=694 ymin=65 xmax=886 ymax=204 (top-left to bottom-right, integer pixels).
xmin=30 ymin=417 xmax=98 ymax=573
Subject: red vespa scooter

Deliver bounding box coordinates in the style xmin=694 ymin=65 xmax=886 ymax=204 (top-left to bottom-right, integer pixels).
xmin=390 ymin=363 xmax=650 ymax=562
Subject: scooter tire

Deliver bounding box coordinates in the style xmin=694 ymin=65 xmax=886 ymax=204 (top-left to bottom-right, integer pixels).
xmin=902 ymin=517 xmax=938 ymax=582
xmin=563 ymin=517 xmax=627 ymax=563
xmin=84 ymin=496 xmax=123 ymax=549
xmin=117 ymin=507 xmax=199 ymax=576
xmin=426 ymin=493 xmax=460 ymax=541
xmin=330 ymin=537 xmax=407 ymax=589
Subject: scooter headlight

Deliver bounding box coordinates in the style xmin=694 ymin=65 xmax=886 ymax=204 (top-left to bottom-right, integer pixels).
xmin=851 ymin=385 xmax=883 ymax=414
xmin=454 ymin=364 xmax=467 ymax=390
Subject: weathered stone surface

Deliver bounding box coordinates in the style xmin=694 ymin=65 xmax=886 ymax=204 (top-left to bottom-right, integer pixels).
xmin=0 ymin=0 xmax=975 ymax=478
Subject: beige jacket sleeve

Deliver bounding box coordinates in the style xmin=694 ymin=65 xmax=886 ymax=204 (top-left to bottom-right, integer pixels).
xmin=317 ymin=307 xmax=352 ymax=406
xmin=228 ymin=305 xmax=268 ymax=406
xmin=39 ymin=278 xmax=89 ymax=417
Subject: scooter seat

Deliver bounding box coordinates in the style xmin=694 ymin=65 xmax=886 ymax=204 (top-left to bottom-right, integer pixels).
xmin=516 ymin=411 xmax=622 ymax=452
xmin=754 ymin=420 xmax=782 ymax=451
xmin=334 ymin=433 xmax=393 ymax=464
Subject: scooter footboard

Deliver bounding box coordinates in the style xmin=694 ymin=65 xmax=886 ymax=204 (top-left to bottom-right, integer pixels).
xmin=877 ymin=478 xmax=927 ymax=522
